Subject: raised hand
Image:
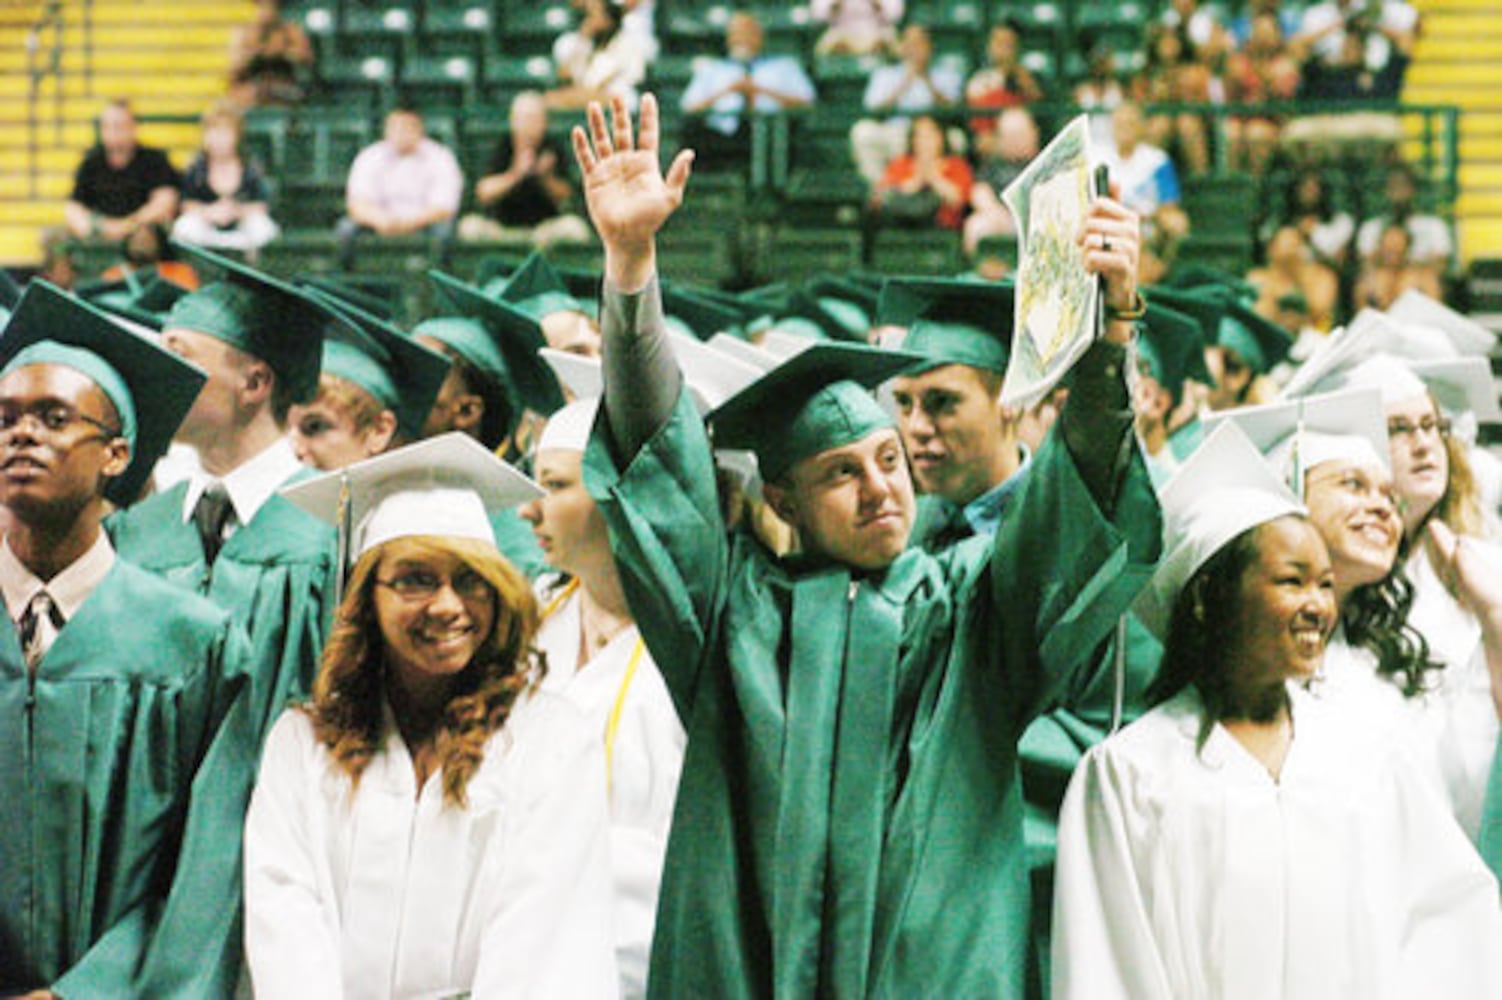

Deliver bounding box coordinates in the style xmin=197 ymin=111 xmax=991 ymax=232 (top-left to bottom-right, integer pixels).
xmin=572 ymin=93 xmax=694 ymax=288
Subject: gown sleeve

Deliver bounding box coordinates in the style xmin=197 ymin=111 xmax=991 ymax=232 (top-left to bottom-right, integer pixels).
xmin=1050 ymin=744 xmax=1174 ymax=999
xmin=243 ymin=710 xmax=345 ymax=999
xmin=52 ymin=614 xmax=257 ymax=998
xmin=472 ymin=696 xmax=620 ymax=999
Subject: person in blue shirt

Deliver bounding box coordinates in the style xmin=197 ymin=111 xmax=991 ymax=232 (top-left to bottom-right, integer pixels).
xmin=679 ymin=11 xmax=815 ymax=171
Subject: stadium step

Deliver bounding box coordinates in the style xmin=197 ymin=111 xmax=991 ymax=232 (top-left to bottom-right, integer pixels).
xmin=1408 ymin=0 xmax=1502 ymax=266
xmin=0 ymin=0 xmax=252 ymax=267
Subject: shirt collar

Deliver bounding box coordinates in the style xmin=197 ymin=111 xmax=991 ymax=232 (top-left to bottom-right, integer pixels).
xmin=0 ymin=531 xmax=116 ymax=622
xmin=181 ymin=437 xmax=304 ymax=527
xmin=962 ymin=444 xmax=1032 ymax=537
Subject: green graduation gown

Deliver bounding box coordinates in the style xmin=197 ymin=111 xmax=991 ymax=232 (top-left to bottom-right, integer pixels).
xmin=585 ymin=391 xmax=1162 ymax=998
xmin=106 ymin=477 xmax=335 ymax=738
xmin=0 ymin=560 xmax=256 ymax=996
xmin=1481 ymin=731 xmax=1502 ymax=881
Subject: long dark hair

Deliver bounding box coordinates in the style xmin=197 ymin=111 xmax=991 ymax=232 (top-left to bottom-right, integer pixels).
xmin=1147 ymin=520 xmax=1267 ymax=746
xmin=1342 ymin=559 xmax=1441 ymax=697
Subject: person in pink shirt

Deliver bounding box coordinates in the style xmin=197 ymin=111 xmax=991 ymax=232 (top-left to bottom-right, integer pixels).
xmin=812 ymin=0 xmax=904 ymax=56
xmin=336 ymin=106 xmax=463 ymax=270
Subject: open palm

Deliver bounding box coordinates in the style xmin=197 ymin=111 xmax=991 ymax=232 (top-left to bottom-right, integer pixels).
xmin=573 ymin=94 xmax=694 ymax=253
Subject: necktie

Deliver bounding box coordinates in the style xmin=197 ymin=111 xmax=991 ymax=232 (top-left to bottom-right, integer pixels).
xmin=193 ymin=482 xmax=234 ymax=565
xmin=18 ymin=591 xmax=64 ymax=671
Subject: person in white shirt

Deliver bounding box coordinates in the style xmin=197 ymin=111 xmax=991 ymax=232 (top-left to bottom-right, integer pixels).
xmin=849 ymin=24 xmax=962 ymax=183
xmin=248 ymin=433 xmax=618 ymax=999
xmin=520 ymin=398 xmax=685 ymax=999
xmin=1054 ymin=422 xmax=1502 ymax=999
xmin=812 ymin=0 xmax=903 ymax=57
xmin=336 ymin=106 xmax=463 ymax=270
xmin=1100 ymin=103 xmax=1190 ymax=284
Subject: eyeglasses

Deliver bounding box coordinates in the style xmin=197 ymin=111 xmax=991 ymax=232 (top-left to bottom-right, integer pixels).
xmin=1386 ymin=415 xmax=1451 ymax=441
xmin=376 ymin=569 xmax=491 ymax=602
xmin=0 ymin=402 xmax=121 ymax=441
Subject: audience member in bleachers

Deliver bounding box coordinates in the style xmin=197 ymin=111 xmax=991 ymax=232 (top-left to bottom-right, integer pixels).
xmin=63 ymin=99 xmax=180 ymax=244
xmin=1263 ymin=168 xmax=1354 ymax=271
xmin=547 ymin=0 xmax=649 ymax=111
xmin=1248 ymin=225 xmax=1339 ymax=331
xmin=864 ymin=114 xmax=973 ymax=258
xmin=1158 ymin=0 xmax=1232 ymax=64
xmin=1230 ymin=0 xmax=1302 ymax=49
xmin=963 ymin=107 xmax=1039 ymax=258
xmin=850 ymin=25 xmax=961 ymax=184
xmin=964 ymin=20 xmax=1044 ymax=147
xmin=227 ymin=0 xmax=313 ymax=108
xmin=1074 ymin=40 xmax=1126 ymax=149
xmin=1100 ymin=103 xmax=1189 ymax=285
xmin=1294 ymin=0 xmax=1417 ymax=101
xmin=679 ymin=11 xmax=815 ymax=172
xmin=171 ymin=103 xmax=280 ymax=257
xmin=1355 ymin=223 xmax=1443 ymax=310
xmin=1356 ymin=162 xmax=1453 ymax=277
xmin=620 ymin=0 xmax=660 ymax=63
xmin=101 ymin=223 xmax=200 ymax=291
xmin=811 ymin=0 xmax=903 ymax=57
xmin=458 ymin=92 xmax=590 ymax=248
xmin=1223 ymin=10 xmax=1300 ymax=174
xmin=336 ymin=106 xmax=462 ymax=271
xmin=1132 ymin=25 xmax=1216 ymax=177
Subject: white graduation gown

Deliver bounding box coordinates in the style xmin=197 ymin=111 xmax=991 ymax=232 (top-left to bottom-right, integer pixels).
xmin=1404 ymin=542 xmax=1502 ymax=839
xmin=1053 ymin=686 xmax=1502 ymax=1000
xmin=243 ymin=689 xmax=618 ymax=1000
xmin=535 ymin=581 xmax=686 ymax=1000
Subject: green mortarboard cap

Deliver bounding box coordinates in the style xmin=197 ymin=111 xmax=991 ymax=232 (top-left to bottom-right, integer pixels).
xmin=302 ymin=287 xmax=452 ymax=441
xmin=80 ymin=272 xmax=190 ymax=332
xmin=1144 ymin=284 xmax=1232 ymax=345
xmin=816 ymin=296 xmax=871 ymax=341
xmin=810 ymin=274 xmax=880 ymax=317
xmin=1138 ymin=302 xmax=1212 ymax=405
xmin=661 ymin=283 xmax=748 ymax=341
xmin=776 ymin=289 xmax=865 ymax=343
xmin=301 ymin=276 xmax=400 ymax=321
xmin=708 ymin=343 xmax=922 ymax=482
xmin=165 ymin=242 xmax=345 ymax=403
xmin=427 ymin=270 xmax=565 ymax=421
xmin=0 ymin=281 xmax=207 ymax=504
xmin=1161 ymin=264 xmax=1256 ymax=300
xmin=1218 ymin=299 xmax=1295 ymax=375
xmin=488 ymin=251 xmax=592 ymax=321
xmin=885 ymin=278 xmax=1014 ymax=375
xmin=410 ymin=315 xmax=517 ymax=448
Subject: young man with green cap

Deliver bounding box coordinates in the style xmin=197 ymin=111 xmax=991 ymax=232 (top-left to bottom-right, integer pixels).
xmin=106 ymin=245 xmax=340 ymax=737
xmin=0 ymin=282 xmax=256 ymax=997
xmin=883 ymin=277 xmax=1030 ymax=551
xmin=573 ymin=94 xmax=1162 ymax=997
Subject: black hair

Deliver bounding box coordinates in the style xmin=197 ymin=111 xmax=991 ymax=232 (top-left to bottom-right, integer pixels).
xmin=1342 ymin=559 xmax=1443 ymax=697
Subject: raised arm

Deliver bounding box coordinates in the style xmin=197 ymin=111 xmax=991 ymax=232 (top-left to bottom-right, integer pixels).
xmin=573 ymin=93 xmax=694 ymax=460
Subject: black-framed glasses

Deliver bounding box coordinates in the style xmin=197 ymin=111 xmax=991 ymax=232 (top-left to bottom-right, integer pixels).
xmin=376 ymin=569 xmax=491 ymax=602
xmin=0 ymin=401 xmax=121 ymax=440
xmin=1387 ymin=415 xmax=1451 ymax=441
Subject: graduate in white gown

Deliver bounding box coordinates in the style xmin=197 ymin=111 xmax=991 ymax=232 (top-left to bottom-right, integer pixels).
xmin=1053 ymin=423 xmax=1502 ymax=1000
xmin=520 ymin=397 xmax=685 ymax=1000
xmin=244 ymin=434 xmax=618 ymax=1000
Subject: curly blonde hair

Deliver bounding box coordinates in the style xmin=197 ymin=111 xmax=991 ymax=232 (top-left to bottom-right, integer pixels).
xmin=307 ymin=534 xmax=543 ymax=807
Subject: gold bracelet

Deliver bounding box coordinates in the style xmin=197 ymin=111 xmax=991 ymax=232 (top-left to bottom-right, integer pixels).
xmin=1105 ymin=292 xmax=1148 ymax=322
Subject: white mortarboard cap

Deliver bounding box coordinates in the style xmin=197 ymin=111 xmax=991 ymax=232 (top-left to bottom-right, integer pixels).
xmin=707 ymin=332 xmax=780 ymax=372
xmin=760 ymin=328 xmax=819 ymax=361
xmin=1133 ymin=421 xmax=1306 ymax=638
xmin=540 ymin=347 xmax=602 ymax=401
xmin=1346 ymin=308 xmax=1458 ymax=362
xmin=279 ymin=432 xmax=542 ymax=561
xmin=536 ymin=396 xmax=599 ymax=454
xmin=1385 ymin=289 xmax=1499 ymax=356
xmin=1203 ymin=387 xmax=1390 ymax=494
xmin=1409 ymin=356 xmax=1502 ymax=424
xmin=1340 ymin=354 xmax=1428 ymax=405
xmin=670 ymin=331 xmax=766 ymax=414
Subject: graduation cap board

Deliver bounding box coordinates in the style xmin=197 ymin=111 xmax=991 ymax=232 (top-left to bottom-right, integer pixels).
xmin=0 ymin=281 xmax=208 ymax=505
xmin=1143 ymin=284 xmax=1232 ymax=347
xmin=537 ymin=397 xmax=599 ymax=454
xmin=1409 ymin=357 xmax=1502 ymax=425
xmin=540 ymin=347 xmax=602 ymax=401
xmin=1202 ymin=387 xmax=1389 ymax=499
xmin=1133 ymin=420 xmax=1305 ymax=638
xmin=707 ymin=333 xmax=780 ymax=373
xmin=486 ymin=251 xmax=593 ymax=321
xmin=661 ymin=283 xmax=749 ymax=342
xmin=300 ymin=276 xmax=400 ymax=322
xmin=426 ymin=269 xmax=566 ymax=423
xmin=280 ymin=431 xmax=543 ymax=570
xmin=1385 ymin=289 xmax=1498 ymax=357
xmin=707 ymin=343 xmax=924 ymax=482
xmin=1217 ymin=298 xmax=1295 ymax=376
xmin=669 ymin=331 xmax=767 ymax=414
xmin=165 ymin=242 xmax=347 ymax=404
xmin=301 ymin=286 xmax=453 ymax=440
xmin=885 ymin=278 xmax=1015 ymax=376
xmin=1283 ymin=311 xmax=1445 ymax=402
xmin=0 ymin=268 xmax=21 ymax=311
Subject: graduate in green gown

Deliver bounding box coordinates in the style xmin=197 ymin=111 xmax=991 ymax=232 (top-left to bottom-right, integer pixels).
xmin=0 ymin=282 xmax=255 ymax=997
xmin=106 ymin=245 xmax=340 ymax=740
xmin=571 ymin=94 xmax=1163 ymax=998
